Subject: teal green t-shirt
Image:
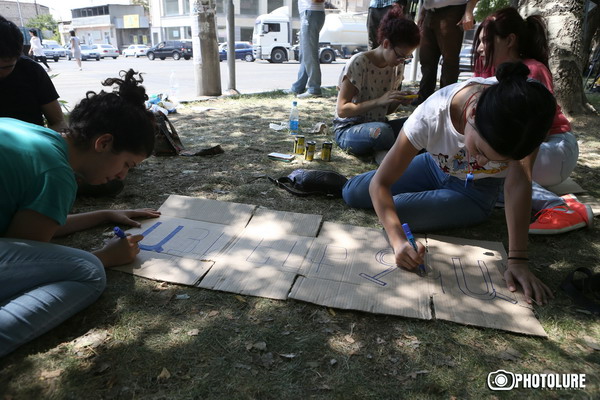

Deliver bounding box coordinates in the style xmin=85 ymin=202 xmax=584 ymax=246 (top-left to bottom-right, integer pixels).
xmin=0 ymin=118 xmax=77 ymax=235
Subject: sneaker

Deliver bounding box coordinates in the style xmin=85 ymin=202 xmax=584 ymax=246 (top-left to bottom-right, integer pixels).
xmin=297 ymin=91 xmax=322 ymax=99
xmin=529 ymin=206 xmax=586 ymax=234
xmin=282 ymin=89 xmax=298 ymax=95
xmin=561 ymin=194 xmax=594 ymax=228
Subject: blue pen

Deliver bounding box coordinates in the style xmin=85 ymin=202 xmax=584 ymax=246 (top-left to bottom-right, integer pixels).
xmin=113 ymin=226 xmax=127 ymax=239
xmin=401 ymin=223 xmax=427 ymax=277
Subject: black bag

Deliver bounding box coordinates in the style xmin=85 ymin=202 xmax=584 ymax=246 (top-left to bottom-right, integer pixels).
xmin=270 ymin=169 xmax=348 ymax=197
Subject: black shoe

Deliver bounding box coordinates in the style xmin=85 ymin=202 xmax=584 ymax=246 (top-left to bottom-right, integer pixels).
xmin=77 ymin=180 xmax=125 ymax=197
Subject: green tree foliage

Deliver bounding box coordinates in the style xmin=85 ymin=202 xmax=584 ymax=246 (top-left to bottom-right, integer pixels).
xmin=27 ymin=14 xmax=59 ymax=41
xmin=474 ymin=0 xmax=513 ymax=22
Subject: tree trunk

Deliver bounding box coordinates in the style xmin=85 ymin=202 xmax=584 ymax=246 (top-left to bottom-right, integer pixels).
xmin=519 ymin=0 xmax=593 ymax=116
xmin=190 ymin=0 xmax=222 ymax=96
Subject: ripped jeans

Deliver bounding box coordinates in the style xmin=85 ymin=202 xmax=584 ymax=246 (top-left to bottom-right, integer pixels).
xmin=334 ymin=118 xmax=407 ymax=156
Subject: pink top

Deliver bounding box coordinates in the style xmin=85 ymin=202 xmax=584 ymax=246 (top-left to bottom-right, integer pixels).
xmin=475 ymin=58 xmax=571 ymax=135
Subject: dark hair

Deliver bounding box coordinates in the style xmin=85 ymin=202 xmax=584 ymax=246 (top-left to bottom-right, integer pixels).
xmin=0 ymin=15 xmax=24 ymax=58
xmin=377 ymin=4 xmax=420 ymax=49
xmin=69 ymin=30 xmax=76 ymax=36
xmin=28 ymin=29 xmax=38 ymax=36
xmin=474 ymin=62 xmax=556 ymax=160
xmin=473 ymin=7 xmax=549 ymax=76
xmin=68 ymin=69 xmax=156 ymax=157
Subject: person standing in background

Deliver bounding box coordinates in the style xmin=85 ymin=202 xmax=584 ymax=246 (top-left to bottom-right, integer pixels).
xmin=70 ymin=30 xmax=82 ymax=71
xmin=28 ymin=29 xmax=50 ymax=72
xmin=367 ymin=1 xmax=406 ymax=50
xmin=288 ymin=0 xmax=326 ymax=98
xmin=413 ymin=0 xmax=478 ymax=105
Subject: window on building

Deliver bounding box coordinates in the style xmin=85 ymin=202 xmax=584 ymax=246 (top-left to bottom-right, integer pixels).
xmin=240 ymin=27 xmax=253 ymax=42
xmin=184 ymin=26 xmax=192 ymax=39
xmin=267 ymin=0 xmax=284 ymax=13
xmin=183 ymin=0 xmax=190 ymax=14
xmin=239 ymin=0 xmax=259 ymax=15
xmin=166 ymin=27 xmax=181 ymax=40
xmin=215 ymin=0 xmax=224 ymax=14
xmin=72 ymin=6 xmax=109 ymax=18
xmin=163 ymin=0 xmax=179 ymax=16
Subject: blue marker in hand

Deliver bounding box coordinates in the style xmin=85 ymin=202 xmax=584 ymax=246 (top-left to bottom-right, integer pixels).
xmin=401 ymin=223 xmax=427 ymax=277
xmin=113 ymin=226 xmax=127 ymax=239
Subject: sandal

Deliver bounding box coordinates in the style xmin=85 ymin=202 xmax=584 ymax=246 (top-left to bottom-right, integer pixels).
xmin=560 ymin=267 xmax=600 ymax=316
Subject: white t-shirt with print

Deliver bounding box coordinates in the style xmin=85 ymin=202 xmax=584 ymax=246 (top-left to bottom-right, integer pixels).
xmin=402 ymin=77 xmax=509 ymax=180
xmin=334 ymin=52 xmax=405 ymax=124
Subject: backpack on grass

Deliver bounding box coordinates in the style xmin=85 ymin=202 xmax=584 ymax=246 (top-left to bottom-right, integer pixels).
xmin=269 ymin=169 xmax=348 ymax=198
xmin=153 ymin=112 xmax=185 ymax=156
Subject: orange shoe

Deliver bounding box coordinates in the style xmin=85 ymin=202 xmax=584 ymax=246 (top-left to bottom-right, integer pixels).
xmin=561 ymin=194 xmax=594 ymax=228
xmin=529 ymin=206 xmax=586 ymax=235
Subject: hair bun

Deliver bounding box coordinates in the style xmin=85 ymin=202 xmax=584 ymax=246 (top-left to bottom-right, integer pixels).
xmin=495 ymin=61 xmax=530 ymax=82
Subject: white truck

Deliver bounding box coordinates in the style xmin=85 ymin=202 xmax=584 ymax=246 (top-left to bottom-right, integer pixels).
xmin=252 ymin=7 xmax=368 ymax=64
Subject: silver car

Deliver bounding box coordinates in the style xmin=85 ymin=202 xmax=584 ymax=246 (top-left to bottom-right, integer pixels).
xmin=42 ymin=44 xmax=66 ymax=62
xmin=91 ymin=44 xmax=120 ymax=59
xmin=67 ymin=44 xmax=101 ymax=61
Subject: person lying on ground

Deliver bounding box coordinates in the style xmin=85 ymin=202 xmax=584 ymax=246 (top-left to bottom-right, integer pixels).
xmin=0 ymin=69 xmax=160 ymax=358
xmin=343 ymin=62 xmax=557 ymax=306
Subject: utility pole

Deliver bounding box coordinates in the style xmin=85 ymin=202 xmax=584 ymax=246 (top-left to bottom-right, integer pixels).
xmin=226 ymin=0 xmax=238 ymax=94
xmin=190 ymin=0 xmax=222 ymax=96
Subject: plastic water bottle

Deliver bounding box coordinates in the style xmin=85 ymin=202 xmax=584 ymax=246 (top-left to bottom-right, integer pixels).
xmin=169 ymin=70 xmax=179 ymax=100
xmin=289 ymin=101 xmax=299 ymax=135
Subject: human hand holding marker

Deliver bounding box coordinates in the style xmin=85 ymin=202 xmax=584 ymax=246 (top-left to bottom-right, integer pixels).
xmin=400 ymin=223 xmax=427 ymax=277
xmin=92 ymin=226 xmax=144 ymax=268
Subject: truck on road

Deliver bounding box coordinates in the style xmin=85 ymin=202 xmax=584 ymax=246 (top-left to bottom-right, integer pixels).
xmin=252 ymin=7 xmax=367 ymax=64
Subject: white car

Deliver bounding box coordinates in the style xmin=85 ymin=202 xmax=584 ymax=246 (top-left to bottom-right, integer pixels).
xmin=91 ymin=44 xmax=120 ymax=59
xmin=122 ymin=44 xmax=149 ymax=58
xmin=42 ymin=43 xmax=66 ymax=62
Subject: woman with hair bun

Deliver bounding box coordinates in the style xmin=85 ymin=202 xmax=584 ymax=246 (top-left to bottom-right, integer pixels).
xmin=473 ymin=7 xmax=592 ymax=236
xmin=0 ymin=69 xmax=160 ymax=357
xmin=333 ymin=4 xmax=420 ymax=157
xmin=343 ymin=62 xmax=557 ymax=306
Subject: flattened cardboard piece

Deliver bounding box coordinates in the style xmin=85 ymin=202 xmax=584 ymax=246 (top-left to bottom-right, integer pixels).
xmin=290 ymin=222 xmax=432 ymax=320
xmin=198 ymin=209 xmax=321 ymax=299
xmin=158 ymin=194 xmax=255 ymax=227
xmin=113 ymin=197 xmax=255 ymax=285
xmin=575 ymin=194 xmax=600 ymax=217
xmin=113 ymin=250 xmax=213 ymax=286
xmin=426 ymin=235 xmax=547 ymax=337
xmin=546 ymin=177 xmax=585 ymax=195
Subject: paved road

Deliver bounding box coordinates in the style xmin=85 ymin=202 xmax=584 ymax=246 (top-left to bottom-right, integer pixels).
xmin=48 ymin=57 xmax=350 ymax=109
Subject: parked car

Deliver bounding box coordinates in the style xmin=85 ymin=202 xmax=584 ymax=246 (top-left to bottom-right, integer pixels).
xmin=123 ymin=44 xmax=150 ymax=58
xmin=91 ymin=44 xmax=120 ymax=59
xmin=42 ymin=43 xmax=66 ymax=62
xmin=219 ymin=41 xmax=254 ymax=62
xmin=66 ymin=44 xmax=101 ymax=61
xmin=146 ymin=40 xmax=192 ymax=60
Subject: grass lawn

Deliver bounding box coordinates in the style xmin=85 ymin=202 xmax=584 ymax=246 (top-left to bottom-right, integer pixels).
xmin=1 ymin=88 xmax=599 ymax=399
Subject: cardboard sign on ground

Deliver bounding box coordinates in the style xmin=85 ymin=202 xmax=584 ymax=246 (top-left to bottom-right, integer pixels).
xmin=115 ymin=196 xmax=546 ymax=337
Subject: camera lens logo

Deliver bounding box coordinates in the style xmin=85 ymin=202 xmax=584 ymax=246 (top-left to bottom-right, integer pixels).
xmin=488 ymin=370 xmax=515 ymax=391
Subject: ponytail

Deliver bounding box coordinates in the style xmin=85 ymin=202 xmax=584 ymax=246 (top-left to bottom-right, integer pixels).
xmin=475 ymin=62 xmax=556 ymax=160
xmin=69 ymin=69 xmax=156 ymax=156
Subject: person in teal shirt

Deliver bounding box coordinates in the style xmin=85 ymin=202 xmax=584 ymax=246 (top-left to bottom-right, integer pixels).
xmin=0 ymin=69 xmax=160 ymax=358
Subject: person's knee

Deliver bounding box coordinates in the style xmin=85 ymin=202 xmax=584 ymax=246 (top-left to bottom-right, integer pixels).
xmin=372 ymin=125 xmax=396 ymax=150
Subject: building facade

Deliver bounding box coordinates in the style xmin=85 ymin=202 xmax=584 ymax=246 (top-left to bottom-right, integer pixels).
xmin=148 ymin=0 xmax=369 ymax=45
xmin=69 ymin=4 xmax=150 ymax=50
xmin=0 ymin=0 xmax=50 ymax=27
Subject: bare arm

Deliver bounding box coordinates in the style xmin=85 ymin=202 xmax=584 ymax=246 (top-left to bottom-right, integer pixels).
xmin=459 ymin=0 xmax=478 ymax=31
xmin=54 ymin=208 xmax=161 ymax=237
xmin=41 ymin=100 xmax=68 ymax=132
xmin=336 ymin=76 xmax=405 ymax=119
xmin=369 ymin=130 xmax=425 ymax=270
xmin=4 ymin=209 xmax=59 ymax=242
xmin=503 ymin=151 xmax=553 ymax=305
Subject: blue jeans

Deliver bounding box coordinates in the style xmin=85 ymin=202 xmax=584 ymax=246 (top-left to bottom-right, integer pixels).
xmin=291 ymin=10 xmax=325 ymax=95
xmin=0 ymin=239 xmax=106 ymax=357
xmin=335 ymin=118 xmax=406 ymax=155
xmin=342 ymin=153 xmax=503 ymax=232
